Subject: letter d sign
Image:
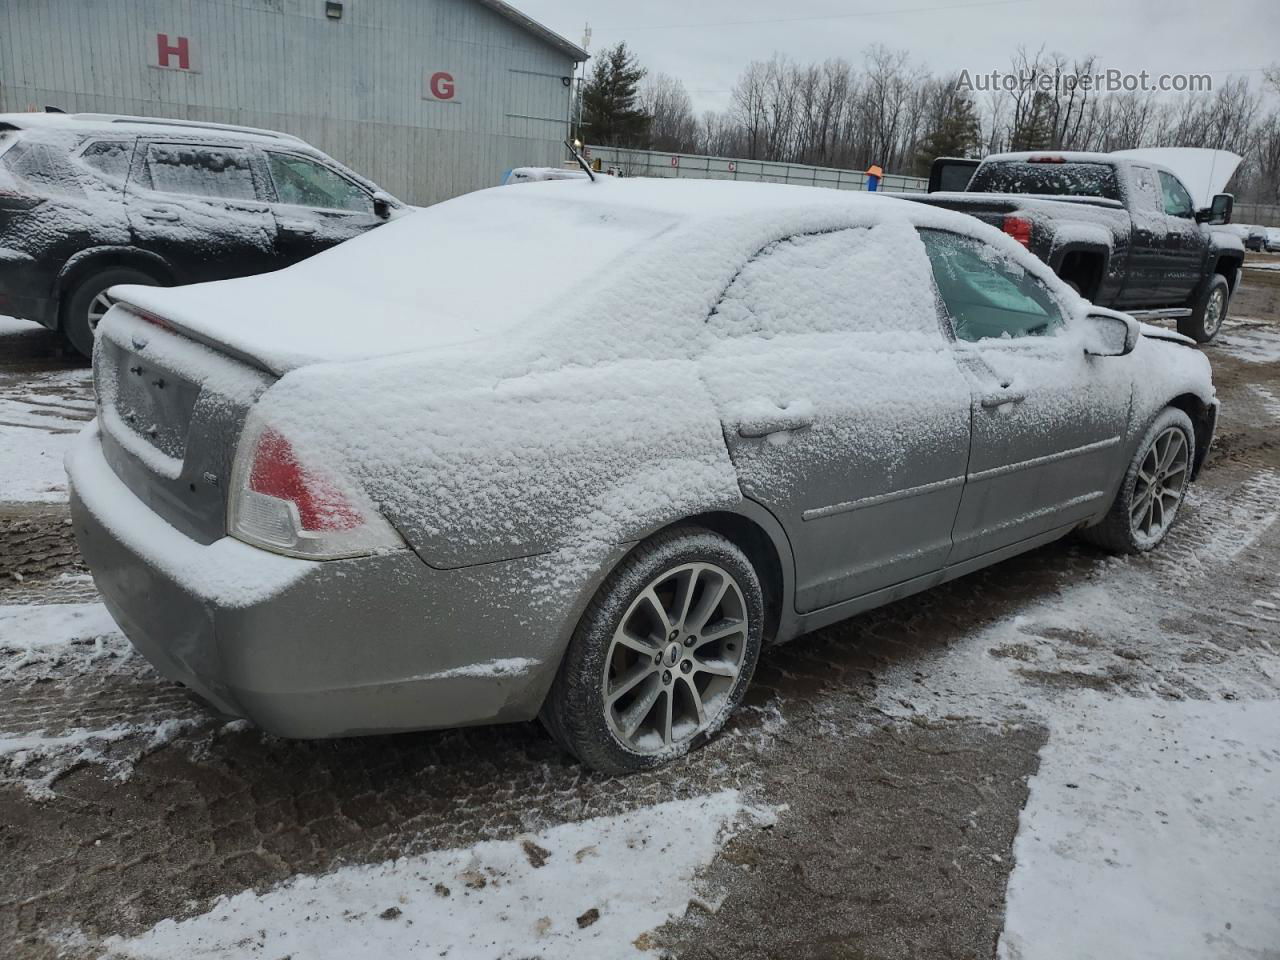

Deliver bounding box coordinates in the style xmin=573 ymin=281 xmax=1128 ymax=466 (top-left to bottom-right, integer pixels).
xmin=424 ymin=70 xmax=458 ymax=102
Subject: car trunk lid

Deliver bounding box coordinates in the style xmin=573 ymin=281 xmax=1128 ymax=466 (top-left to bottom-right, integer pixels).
xmin=94 ymin=306 xmax=275 ymax=543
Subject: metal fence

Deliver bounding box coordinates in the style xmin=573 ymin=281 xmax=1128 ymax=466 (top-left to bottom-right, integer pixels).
xmin=588 ymin=147 xmax=929 ymax=194
xmin=1231 ymin=202 xmax=1280 ymax=228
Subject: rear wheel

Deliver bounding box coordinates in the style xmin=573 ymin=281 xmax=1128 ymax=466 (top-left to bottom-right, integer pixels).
xmin=1081 ymin=407 xmax=1195 ymax=554
xmin=60 ymin=266 xmax=161 ymax=359
xmin=541 ymin=526 xmax=764 ymax=774
xmin=1178 ymin=273 xmax=1229 ymax=344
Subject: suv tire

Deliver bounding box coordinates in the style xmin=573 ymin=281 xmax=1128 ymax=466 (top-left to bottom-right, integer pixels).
xmin=541 ymin=526 xmax=764 ymax=774
xmin=61 ymin=266 xmax=161 ymax=359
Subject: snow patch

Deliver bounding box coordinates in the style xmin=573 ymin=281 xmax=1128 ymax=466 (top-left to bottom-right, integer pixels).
xmin=998 ymin=696 xmax=1280 ymax=960
xmin=107 ymin=789 xmax=777 ymax=960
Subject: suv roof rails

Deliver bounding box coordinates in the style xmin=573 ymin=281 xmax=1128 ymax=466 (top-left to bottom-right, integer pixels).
xmin=72 ymin=113 xmax=307 ymax=144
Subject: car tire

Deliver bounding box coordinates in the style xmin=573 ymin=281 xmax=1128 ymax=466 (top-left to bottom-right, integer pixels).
xmin=541 ymin=526 xmax=764 ymax=775
xmin=1178 ymin=273 xmax=1229 ymax=344
xmin=1080 ymin=407 xmax=1196 ymax=555
xmin=60 ymin=266 xmax=161 ymax=359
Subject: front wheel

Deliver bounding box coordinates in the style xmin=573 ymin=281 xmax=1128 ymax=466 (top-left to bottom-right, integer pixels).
xmin=541 ymin=526 xmax=764 ymax=774
xmin=1081 ymin=407 xmax=1195 ymax=554
xmin=1179 ymin=273 xmax=1229 ymax=344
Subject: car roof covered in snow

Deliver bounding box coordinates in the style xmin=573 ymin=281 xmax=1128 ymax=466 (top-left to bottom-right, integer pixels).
xmin=110 ymin=177 xmax=1057 ymax=374
xmin=0 ymin=112 xmax=308 ymax=148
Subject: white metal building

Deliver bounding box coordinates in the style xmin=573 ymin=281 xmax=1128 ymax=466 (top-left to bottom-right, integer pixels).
xmin=0 ymin=0 xmax=587 ymax=205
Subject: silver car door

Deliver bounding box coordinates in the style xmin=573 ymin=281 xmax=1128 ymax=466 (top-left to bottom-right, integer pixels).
xmin=919 ymin=229 xmax=1132 ymax=565
xmin=699 ymin=224 xmax=973 ymax=614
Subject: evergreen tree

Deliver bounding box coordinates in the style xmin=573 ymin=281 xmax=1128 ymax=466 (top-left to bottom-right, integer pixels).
xmin=915 ymin=90 xmax=981 ymax=169
xmin=1010 ymin=91 xmax=1054 ymax=151
xmin=580 ymin=43 xmax=651 ymax=147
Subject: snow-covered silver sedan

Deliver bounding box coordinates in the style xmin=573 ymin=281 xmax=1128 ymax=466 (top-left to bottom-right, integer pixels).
xmin=68 ymin=179 xmax=1217 ymax=773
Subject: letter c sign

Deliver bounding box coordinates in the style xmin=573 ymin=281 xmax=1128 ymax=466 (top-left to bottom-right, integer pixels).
xmin=425 ymin=70 xmax=457 ymax=102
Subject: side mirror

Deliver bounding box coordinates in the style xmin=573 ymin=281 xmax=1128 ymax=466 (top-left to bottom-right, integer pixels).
xmin=372 ymin=190 xmax=395 ymax=219
xmin=1083 ymin=312 xmax=1138 ymax=357
xmin=1195 ymin=193 xmax=1233 ymax=225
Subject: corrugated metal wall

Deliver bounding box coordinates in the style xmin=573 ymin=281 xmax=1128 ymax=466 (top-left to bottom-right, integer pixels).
xmin=0 ymin=0 xmax=578 ymax=205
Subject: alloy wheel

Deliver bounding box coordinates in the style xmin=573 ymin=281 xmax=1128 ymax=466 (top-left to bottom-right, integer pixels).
xmin=1204 ymin=288 xmax=1225 ymax=337
xmin=603 ymin=561 xmax=749 ymax=753
xmin=1130 ymin=426 xmax=1189 ymax=541
xmin=87 ymin=291 xmax=115 ymax=332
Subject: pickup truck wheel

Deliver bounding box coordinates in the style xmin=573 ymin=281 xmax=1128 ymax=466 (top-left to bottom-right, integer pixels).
xmin=60 ymin=266 xmax=161 ymax=359
xmin=1179 ymin=273 xmax=1229 ymax=344
xmin=1080 ymin=407 xmax=1194 ymax=555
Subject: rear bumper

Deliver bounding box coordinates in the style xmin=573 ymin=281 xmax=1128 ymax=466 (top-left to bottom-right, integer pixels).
xmin=67 ymin=423 xmax=583 ymax=738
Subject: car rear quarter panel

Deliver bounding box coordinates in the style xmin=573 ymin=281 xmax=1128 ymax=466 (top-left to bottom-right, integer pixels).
xmin=256 ymin=353 xmax=742 ymax=572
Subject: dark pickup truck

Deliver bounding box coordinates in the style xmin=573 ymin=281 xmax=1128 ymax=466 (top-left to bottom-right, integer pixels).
xmin=909 ymin=152 xmax=1244 ymax=342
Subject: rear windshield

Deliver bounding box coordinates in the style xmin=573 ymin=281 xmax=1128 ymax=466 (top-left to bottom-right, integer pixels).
xmin=969 ymin=161 xmax=1121 ymax=201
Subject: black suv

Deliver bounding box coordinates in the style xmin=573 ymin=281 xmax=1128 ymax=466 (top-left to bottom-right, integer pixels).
xmin=0 ymin=112 xmax=405 ymax=357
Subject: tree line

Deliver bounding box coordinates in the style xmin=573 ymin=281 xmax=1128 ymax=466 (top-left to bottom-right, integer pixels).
xmin=578 ymin=43 xmax=1280 ymax=205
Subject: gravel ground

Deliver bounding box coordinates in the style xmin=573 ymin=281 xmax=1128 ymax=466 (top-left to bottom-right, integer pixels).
xmin=1 ymin=258 xmax=1278 ymax=959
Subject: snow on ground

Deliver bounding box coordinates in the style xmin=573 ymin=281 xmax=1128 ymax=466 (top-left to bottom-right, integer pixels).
xmin=1214 ymin=326 xmax=1280 ymax=364
xmin=0 ymin=314 xmax=42 ymax=336
xmin=0 ymin=600 xmax=209 ymax=798
xmin=867 ymin=466 xmax=1280 ymax=957
xmin=107 ymin=790 xmax=777 ymax=960
xmin=0 ymin=361 xmax=94 ymax=503
xmin=999 ymin=696 xmax=1280 ymax=960
xmin=0 ymin=601 xmax=130 ymax=679
xmin=1246 ymin=261 xmax=1280 ymax=271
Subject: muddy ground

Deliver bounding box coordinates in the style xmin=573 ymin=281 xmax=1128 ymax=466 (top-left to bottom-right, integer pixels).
xmin=2 ymin=257 xmax=1279 ymax=959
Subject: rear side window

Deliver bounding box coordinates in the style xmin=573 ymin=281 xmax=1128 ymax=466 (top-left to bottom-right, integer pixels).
xmin=1131 ymin=166 xmax=1160 ymax=209
xmin=79 ymin=140 xmax=134 ymax=183
xmin=710 ymin=222 xmax=941 ymax=338
xmin=144 ymin=143 xmax=257 ymax=201
xmin=919 ymin=230 xmax=1064 ymax=342
xmin=0 ymin=140 xmax=87 ymax=197
xmin=969 ymin=161 xmax=1121 ymax=202
xmin=266 ymin=152 xmax=373 ymax=213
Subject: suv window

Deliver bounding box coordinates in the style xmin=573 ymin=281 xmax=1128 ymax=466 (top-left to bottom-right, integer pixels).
xmin=710 ymin=224 xmax=941 ymax=338
xmin=79 ymin=140 xmax=134 ymax=183
xmin=1158 ymin=171 xmax=1195 ymax=219
xmin=1 ymin=141 xmax=87 ymax=197
xmin=919 ymin=230 xmax=1064 ymax=342
xmin=144 ymin=143 xmax=257 ymax=201
xmin=266 ymin=152 xmax=373 ymax=213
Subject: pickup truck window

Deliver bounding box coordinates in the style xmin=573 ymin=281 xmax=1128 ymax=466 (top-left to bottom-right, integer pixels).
xmin=919 ymin=230 xmax=1064 ymax=342
xmin=1158 ymin=171 xmax=1195 ymax=219
xmin=969 ymin=161 xmax=1121 ymax=202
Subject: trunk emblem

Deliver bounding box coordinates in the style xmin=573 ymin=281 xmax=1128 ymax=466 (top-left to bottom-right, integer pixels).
xmin=131 ymin=335 xmax=148 ymax=351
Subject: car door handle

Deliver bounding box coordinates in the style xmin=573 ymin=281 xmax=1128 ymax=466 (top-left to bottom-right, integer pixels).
xmin=140 ymin=207 xmax=179 ymax=222
xmin=279 ymin=220 xmax=317 ymax=235
xmin=980 ymin=391 xmax=1026 ymax=408
xmin=737 ymin=410 xmax=815 ymax=438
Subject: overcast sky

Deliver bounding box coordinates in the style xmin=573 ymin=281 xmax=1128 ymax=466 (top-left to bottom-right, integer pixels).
xmin=517 ymin=0 xmax=1279 ymax=115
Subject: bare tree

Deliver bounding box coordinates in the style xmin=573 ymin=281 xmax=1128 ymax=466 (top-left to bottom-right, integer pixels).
xmin=641 ymin=73 xmax=700 ymax=153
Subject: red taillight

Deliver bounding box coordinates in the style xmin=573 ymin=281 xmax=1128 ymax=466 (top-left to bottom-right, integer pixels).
xmin=134 ymin=308 xmax=173 ymax=331
xmin=248 ymin=428 xmax=362 ymax=532
xmin=1003 ymin=215 xmax=1033 ymax=248
xmin=1027 ymin=155 xmax=1066 ymax=163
